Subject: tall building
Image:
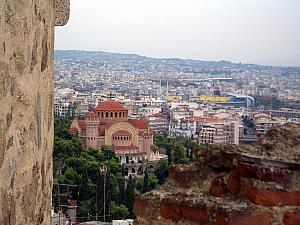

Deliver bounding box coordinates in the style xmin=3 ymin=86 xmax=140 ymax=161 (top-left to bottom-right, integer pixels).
xmin=69 ymin=100 xmax=166 ymax=177
xmin=146 ymin=113 xmax=169 ymax=135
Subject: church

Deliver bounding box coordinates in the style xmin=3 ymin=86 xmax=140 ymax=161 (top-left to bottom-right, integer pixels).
xmin=69 ymin=100 xmax=165 ymax=177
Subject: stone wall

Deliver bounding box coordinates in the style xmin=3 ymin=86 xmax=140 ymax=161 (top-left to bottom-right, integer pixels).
xmin=0 ymin=0 xmax=69 ymax=224
xmin=134 ymin=123 xmax=300 ymax=225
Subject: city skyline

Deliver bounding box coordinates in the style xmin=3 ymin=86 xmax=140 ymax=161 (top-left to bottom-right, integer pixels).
xmin=55 ymin=0 xmax=300 ymax=67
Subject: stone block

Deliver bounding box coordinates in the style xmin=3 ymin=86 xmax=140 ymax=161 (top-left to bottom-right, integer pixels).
xmin=240 ymin=182 xmax=300 ymax=206
xmin=236 ymin=161 xmax=292 ymax=185
xmin=283 ymin=210 xmax=300 ymax=225
xmin=211 ymin=210 xmax=272 ymax=225
xmin=55 ymin=0 xmax=70 ymax=26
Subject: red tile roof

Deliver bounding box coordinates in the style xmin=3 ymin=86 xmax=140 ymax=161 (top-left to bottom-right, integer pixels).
xmin=128 ymin=119 xmax=148 ymax=129
xmin=69 ymin=127 xmax=78 ymax=133
xmin=184 ymin=117 xmax=222 ymax=123
xmin=86 ymin=112 xmax=98 ymax=117
xmin=94 ymin=100 xmax=127 ymax=111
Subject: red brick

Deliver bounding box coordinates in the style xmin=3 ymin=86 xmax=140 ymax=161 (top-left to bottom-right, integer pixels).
xmin=237 ymin=161 xmax=291 ymax=185
xmin=160 ymin=201 xmax=208 ymax=224
xmin=240 ymin=183 xmax=300 ymax=206
xmin=133 ymin=197 xmax=147 ymax=217
xmin=211 ymin=210 xmax=271 ymax=225
xmin=283 ymin=211 xmax=300 ymax=225
xmin=160 ymin=201 xmax=182 ymax=222
xmin=226 ymin=172 xmax=241 ymax=194
xmin=210 ymin=177 xmax=226 ymax=197
xmin=182 ymin=206 xmax=208 ymax=224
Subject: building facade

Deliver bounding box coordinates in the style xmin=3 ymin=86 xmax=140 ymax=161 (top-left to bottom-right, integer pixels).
xmin=70 ymin=100 xmax=166 ymax=177
xmin=146 ymin=113 xmax=169 ymax=135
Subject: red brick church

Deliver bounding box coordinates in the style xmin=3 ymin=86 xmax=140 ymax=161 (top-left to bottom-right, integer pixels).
xmin=69 ymin=100 xmax=158 ymax=177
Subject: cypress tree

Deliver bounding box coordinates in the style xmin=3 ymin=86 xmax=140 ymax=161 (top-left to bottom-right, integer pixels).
xmin=142 ymin=170 xmax=149 ymax=193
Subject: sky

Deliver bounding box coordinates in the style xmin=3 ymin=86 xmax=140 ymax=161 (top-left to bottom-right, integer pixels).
xmin=55 ymin=0 xmax=300 ymax=67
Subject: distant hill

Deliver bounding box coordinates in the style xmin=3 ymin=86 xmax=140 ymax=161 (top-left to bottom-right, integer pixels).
xmin=54 ymin=50 xmax=300 ymax=75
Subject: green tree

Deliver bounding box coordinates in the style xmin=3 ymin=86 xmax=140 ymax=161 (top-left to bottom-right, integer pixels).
xmin=154 ymin=161 xmax=169 ymax=185
xmin=126 ymin=175 xmax=135 ymax=218
xmin=142 ymin=170 xmax=149 ymax=193
xmin=117 ymin=177 xmax=126 ymax=206
xmin=62 ymin=167 xmax=80 ymax=185
xmin=173 ymin=143 xmax=186 ymax=164
xmin=148 ymin=175 xmax=159 ymax=190
xmin=110 ymin=202 xmax=129 ymax=220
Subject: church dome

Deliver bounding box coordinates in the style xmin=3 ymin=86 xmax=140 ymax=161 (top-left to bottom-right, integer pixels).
xmin=95 ymin=100 xmax=127 ymax=111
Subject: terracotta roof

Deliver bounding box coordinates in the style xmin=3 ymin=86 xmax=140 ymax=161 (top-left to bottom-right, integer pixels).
xmin=69 ymin=127 xmax=78 ymax=133
xmin=68 ymin=199 xmax=77 ymax=207
xmin=128 ymin=119 xmax=148 ymax=129
xmin=113 ymin=130 xmax=132 ymax=136
xmin=86 ymin=112 xmax=98 ymax=117
xmin=184 ymin=117 xmax=222 ymax=123
xmin=94 ymin=100 xmax=127 ymax=111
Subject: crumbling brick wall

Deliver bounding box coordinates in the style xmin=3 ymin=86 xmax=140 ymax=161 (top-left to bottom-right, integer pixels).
xmin=134 ymin=123 xmax=300 ymax=225
xmin=0 ymin=0 xmax=69 ymax=224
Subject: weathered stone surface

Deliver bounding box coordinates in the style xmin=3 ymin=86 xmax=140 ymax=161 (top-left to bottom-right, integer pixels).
xmin=0 ymin=0 xmax=68 ymax=224
xmin=55 ymin=0 xmax=70 ymax=26
xmin=169 ymin=163 xmax=201 ymax=188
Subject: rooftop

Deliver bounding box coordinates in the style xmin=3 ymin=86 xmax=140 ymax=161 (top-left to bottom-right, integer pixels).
xmin=94 ymin=100 xmax=127 ymax=111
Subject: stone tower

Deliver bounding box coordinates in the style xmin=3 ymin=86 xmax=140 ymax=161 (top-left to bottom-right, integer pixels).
xmin=0 ymin=0 xmax=69 ymax=224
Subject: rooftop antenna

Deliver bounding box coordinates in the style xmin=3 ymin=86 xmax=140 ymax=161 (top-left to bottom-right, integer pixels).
xmin=109 ymin=91 xmax=112 ymax=100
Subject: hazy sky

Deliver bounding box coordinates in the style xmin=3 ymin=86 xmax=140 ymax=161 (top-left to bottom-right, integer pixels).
xmin=55 ymin=0 xmax=300 ymax=66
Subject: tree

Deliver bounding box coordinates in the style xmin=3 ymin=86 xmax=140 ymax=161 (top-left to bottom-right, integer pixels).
xmin=110 ymin=202 xmax=129 ymax=220
xmin=126 ymin=175 xmax=135 ymax=218
xmin=62 ymin=167 xmax=80 ymax=185
xmin=154 ymin=161 xmax=169 ymax=185
xmin=148 ymin=175 xmax=159 ymax=190
xmin=142 ymin=170 xmax=149 ymax=193
xmin=101 ymin=145 xmax=117 ymax=161
xmin=117 ymin=177 xmax=126 ymax=206
xmin=173 ymin=143 xmax=186 ymax=164
xmin=166 ymin=146 xmax=172 ymax=165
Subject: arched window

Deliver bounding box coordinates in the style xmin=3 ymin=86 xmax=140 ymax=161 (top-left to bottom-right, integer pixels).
xmin=101 ymin=112 xmax=104 ymax=118
xmin=111 ymin=112 xmax=113 ymax=118
xmin=131 ymin=168 xmax=135 ymax=173
xmin=115 ymin=112 xmax=118 ymax=117
xmin=106 ymin=112 xmax=108 ymax=117
xmin=119 ymin=112 xmax=122 ymax=117
xmin=124 ymin=167 xmax=129 ymax=176
xmin=123 ymin=112 xmax=125 ymax=117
